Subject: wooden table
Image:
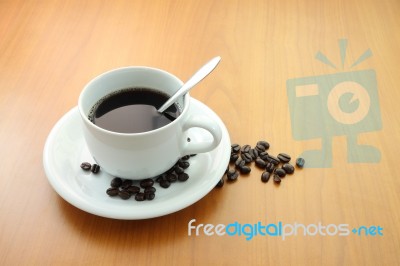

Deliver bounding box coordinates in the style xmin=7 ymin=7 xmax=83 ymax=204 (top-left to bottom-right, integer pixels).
xmin=1 ymin=0 xmax=399 ymax=265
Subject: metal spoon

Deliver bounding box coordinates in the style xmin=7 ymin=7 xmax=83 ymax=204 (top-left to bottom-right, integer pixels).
xmin=157 ymin=56 xmax=221 ymax=113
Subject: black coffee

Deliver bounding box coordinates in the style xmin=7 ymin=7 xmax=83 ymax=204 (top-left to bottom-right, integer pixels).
xmin=88 ymin=88 xmax=181 ymax=133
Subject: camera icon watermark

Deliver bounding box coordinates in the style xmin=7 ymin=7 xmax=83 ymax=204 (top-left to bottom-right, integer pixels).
xmin=286 ymin=39 xmax=382 ymax=168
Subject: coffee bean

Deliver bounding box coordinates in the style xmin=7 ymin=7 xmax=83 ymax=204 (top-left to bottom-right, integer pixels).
xmin=174 ymin=166 xmax=184 ymax=174
xmin=110 ymin=177 xmax=123 ymax=188
xmin=225 ymin=165 xmax=229 ymax=174
xmin=156 ymin=174 xmax=167 ymax=183
xmin=160 ymin=180 xmax=171 ymax=188
xmin=135 ymin=192 xmax=146 ymax=201
xmin=241 ymin=152 xmax=253 ymax=163
xmin=241 ymin=144 xmax=251 ymax=153
xmin=282 ymin=163 xmax=295 ymax=174
xmin=231 ymin=144 xmax=241 ymax=154
xmin=91 ymin=164 xmax=100 ymax=174
xmin=230 ymin=153 xmax=239 ymax=162
xmin=265 ymin=162 xmax=276 ymax=173
xmin=118 ymin=190 xmax=131 ymax=200
xmin=166 ymin=173 xmax=178 ymax=182
xmin=178 ymin=160 xmax=190 ymax=169
xmin=235 ymin=158 xmax=245 ymax=168
xmin=277 ymin=153 xmax=291 ymax=163
xmin=121 ymin=179 xmax=133 ymax=189
xmin=216 ymin=178 xmax=224 ymax=188
xmin=273 ymin=174 xmax=281 ymax=184
xmin=144 ymin=187 xmax=156 ymax=193
xmin=166 ymin=165 xmax=176 ymax=174
xmin=296 ymin=157 xmax=305 ymax=168
xmin=261 ymin=172 xmax=271 ymax=183
xmin=106 ymin=187 xmax=119 ymax=196
xmin=249 ymin=149 xmax=259 ymax=160
xmin=140 ymin=178 xmax=154 ymax=188
xmin=259 ymin=151 xmax=269 ymax=161
xmin=80 ymin=162 xmax=91 ymax=171
xmin=257 ymin=140 xmax=270 ymax=150
xmin=255 ymin=158 xmax=267 ymax=168
xmin=126 ymin=185 xmax=140 ymax=195
xmin=239 ymin=165 xmax=251 ymax=174
xmin=274 ymin=168 xmax=286 ymax=178
xmin=178 ymin=173 xmax=189 ymax=182
xmin=145 ymin=192 xmax=155 ymax=200
xmin=190 ymin=154 xmax=197 ymax=157
xmin=181 ymin=155 xmax=191 ymax=160
xmin=227 ymin=169 xmax=239 ymax=181
xmin=255 ymin=143 xmax=266 ymax=153
xmin=267 ymin=155 xmax=280 ymax=165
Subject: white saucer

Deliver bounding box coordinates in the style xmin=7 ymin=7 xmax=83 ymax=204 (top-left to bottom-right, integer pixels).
xmin=43 ymin=99 xmax=230 ymax=220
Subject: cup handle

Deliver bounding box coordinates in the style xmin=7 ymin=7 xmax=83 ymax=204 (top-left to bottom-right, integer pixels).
xmin=181 ymin=115 xmax=222 ymax=155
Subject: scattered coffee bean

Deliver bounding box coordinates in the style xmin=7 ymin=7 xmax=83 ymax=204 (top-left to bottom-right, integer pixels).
xmin=239 ymin=165 xmax=251 ymax=174
xmin=121 ymin=179 xmax=133 ymax=189
xmin=230 ymin=153 xmax=239 ymax=162
xmin=166 ymin=173 xmax=178 ymax=182
xmin=80 ymin=162 xmax=91 ymax=171
xmin=216 ymin=178 xmax=225 ymax=188
xmin=259 ymin=151 xmax=269 ymax=161
xmin=166 ymin=165 xmax=176 ymax=174
xmin=118 ymin=190 xmax=131 ymax=200
xmin=282 ymin=163 xmax=295 ymax=174
xmin=178 ymin=173 xmax=189 ymax=182
xmin=235 ymin=158 xmax=245 ymax=168
xmin=249 ymin=149 xmax=258 ymax=160
xmin=296 ymin=157 xmax=305 ymax=168
xmin=156 ymin=174 xmax=167 ymax=183
xmin=126 ymin=185 xmax=140 ymax=195
xmin=241 ymin=152 xmax=253 ymax=163
xmin=273 ymin=174 xmax=281 ymax=184
xmin=144 ymin=187 xmax=156 ymax=193
xmin=91 ymin=164 xmax=100 ymax=174
xmin=257 ymin=140 xmax=270 ymax=150
xmin=178 ymin=160 xmax=190 ymax=169
xmin=274 ymin=168 xmax=286 ymax=178
xmin=174 ymin=166 xmax=184 ymax=174
xmin=106 ymin=187 xmax=119 ymax=196
xmin=277 ymin=153 xmax=291 ymax=163
xmin=181 ymin=155 xmax=191 ymax=160
xmin=261 ymin=172 xmax=271 ymax=183
xmin=241 ymin=144 xmax=251 ymax=153
xmin=255 ymin=158 xmax=267 ymax=168
xmin=267 ymin=155 xmax=280 ymax=165
xmin=255 ymin=143 xmax=266 ymax=153
xmin=227 ymin=169 xmax=239 ymax=181
xmin=265 ymin=162 xmax=276 ymax=173
xmin=135 ymin=192 xmax=146 ymax=201
xmin=140 ymin=178 xmax=154 ymax=188
xmin=160 ymin=179 xmax=171 ymax=188
xmin=110 ymin=177 xmax=123 ymax=188
xmin=145 ymin=192 xmax=155 ymax=200
xmin=231 ymin=144 xmax=241 ymax=154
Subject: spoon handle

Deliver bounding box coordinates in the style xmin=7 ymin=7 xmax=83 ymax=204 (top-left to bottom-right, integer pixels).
xmin=158 ymin=56 xmax=221 ymax=113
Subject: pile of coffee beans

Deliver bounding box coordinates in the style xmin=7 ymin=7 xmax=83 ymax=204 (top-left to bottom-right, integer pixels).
xmin=80 ymin=155 xmax=194 ymax=201
xmin=106 ymin=177 xmax=155 ymax=201
xmin=216 ymin=141 xmax=305 ymax=187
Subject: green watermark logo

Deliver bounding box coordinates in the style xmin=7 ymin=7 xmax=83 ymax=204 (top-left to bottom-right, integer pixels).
xmin=287 ymin=39 xmax=382 ymax=167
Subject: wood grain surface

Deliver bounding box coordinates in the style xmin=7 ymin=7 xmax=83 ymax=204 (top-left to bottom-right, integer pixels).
xmin=1 ymin=0 xmax=399 ymax=265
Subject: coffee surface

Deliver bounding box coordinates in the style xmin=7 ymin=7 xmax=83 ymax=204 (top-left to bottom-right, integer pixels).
xmin=88 ymin=88 xmax=180 ymax=133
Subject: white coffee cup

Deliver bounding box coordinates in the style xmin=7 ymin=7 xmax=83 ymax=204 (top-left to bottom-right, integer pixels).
xmin=78 ymin=67 xmax=222 ymax=179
